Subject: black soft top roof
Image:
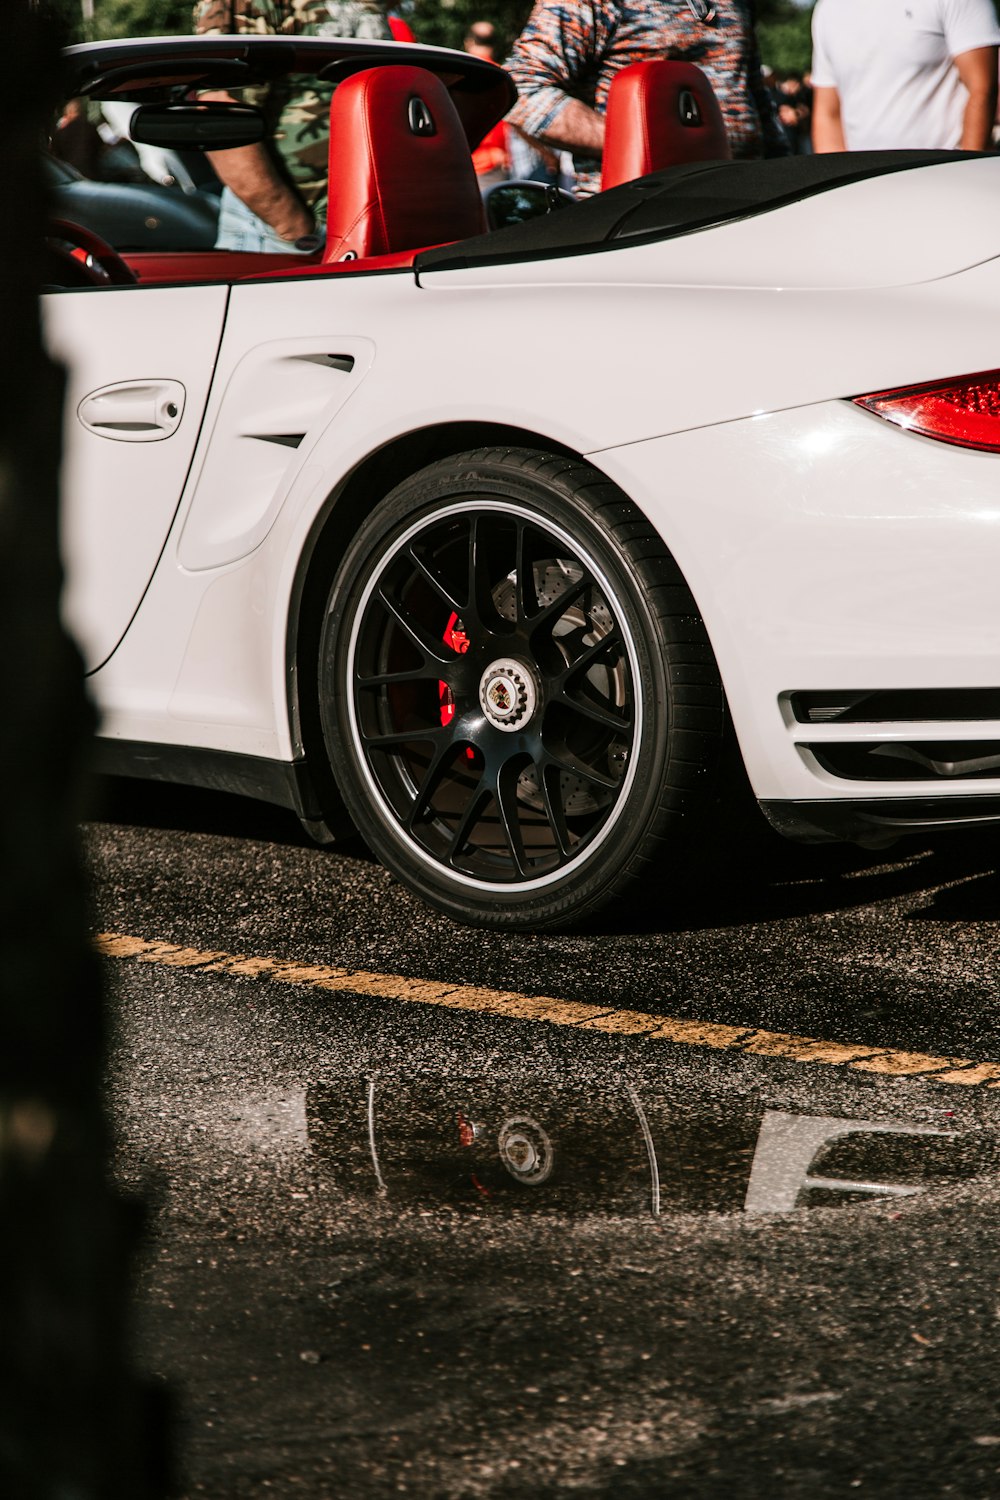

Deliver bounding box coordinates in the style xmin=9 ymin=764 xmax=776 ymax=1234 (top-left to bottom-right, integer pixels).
xmin=418 ymin=151 xmax=982 ymax=272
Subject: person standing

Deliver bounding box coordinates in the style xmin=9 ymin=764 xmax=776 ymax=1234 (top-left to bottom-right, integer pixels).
xmin=811 ymin=0 xmax=1000 ymax=153
xmin=504 ymin=0 xmax=787 ymax=197
xmin=192 ymin=0 xmax=393 ymax=252
xmin=51 ymin=98 xmax=105 ymax=179
xmin=463 ymin=20 xmax=513 ymax=188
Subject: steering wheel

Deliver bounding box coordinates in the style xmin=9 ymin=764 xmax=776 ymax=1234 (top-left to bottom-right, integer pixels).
xmin=45 ymin=219 xmax=137 ymax=287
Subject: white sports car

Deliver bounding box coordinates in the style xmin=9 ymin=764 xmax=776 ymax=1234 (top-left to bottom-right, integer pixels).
xmin=47 ymin=35 xmax=1000 ymax=929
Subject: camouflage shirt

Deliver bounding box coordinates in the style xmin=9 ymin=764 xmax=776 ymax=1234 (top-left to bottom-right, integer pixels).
xmin=193 ymin=0 xmax=393 ymax=207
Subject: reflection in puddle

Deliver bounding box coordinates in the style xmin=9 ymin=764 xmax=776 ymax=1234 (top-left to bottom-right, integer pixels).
xmin=311 ymin=1081 xmax=656 ymax=1214
xmin=306 ymin=1079 xmax=980 ymax=1217
xmin=743 ymin=1111 xmax=954 ymax=1213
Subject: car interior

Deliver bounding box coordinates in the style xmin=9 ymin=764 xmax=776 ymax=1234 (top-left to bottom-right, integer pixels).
xmin=45 ymin=40 xmax=733 ymax=291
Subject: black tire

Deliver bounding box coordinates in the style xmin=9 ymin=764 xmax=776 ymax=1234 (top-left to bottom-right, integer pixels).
xmin=318 ymin=448 xmax=725 ymax=929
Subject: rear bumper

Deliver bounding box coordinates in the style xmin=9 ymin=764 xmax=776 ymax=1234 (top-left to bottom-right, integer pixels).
xmin=594 ymin=400 xmax=1000 ymax=818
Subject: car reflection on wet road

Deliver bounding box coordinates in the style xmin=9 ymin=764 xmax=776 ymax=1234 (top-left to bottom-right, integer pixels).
xmin=89 ymin=784 xmax=1000 ymax=1498
xmin=306 ymin=1077 xmax=976 ymax=1218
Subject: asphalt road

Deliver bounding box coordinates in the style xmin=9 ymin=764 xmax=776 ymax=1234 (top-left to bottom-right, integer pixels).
xmin=86 ymin=779 xmax=1000 ymax=1499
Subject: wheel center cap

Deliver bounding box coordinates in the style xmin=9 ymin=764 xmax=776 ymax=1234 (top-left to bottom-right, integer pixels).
xmin=479 ymin=659 xmax=537 ymax=732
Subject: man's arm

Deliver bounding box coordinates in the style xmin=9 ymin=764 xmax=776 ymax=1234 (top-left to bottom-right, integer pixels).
xmin=505 ymin=1 xmax=610 ymax=156
xmin=811 ymin=85 xmax=847 ymax=152
xmin=192 ymin=0 xmax=313 ymax=244
xmin=953 ymin=45 xmax=998 ymax=150
xmin=197 ymin=85 xmax=313 ymax=243
xmin=530 ymin=96 xmax=604 ymax=153
xmin=204 ymin=140 xmax=314 ymax=242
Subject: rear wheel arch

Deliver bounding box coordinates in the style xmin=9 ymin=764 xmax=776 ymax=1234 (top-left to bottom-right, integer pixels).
xmin=311 ymin=444 xmax=730 ymax=926
xmin=286 ymin=424 xmax=590 ymax=836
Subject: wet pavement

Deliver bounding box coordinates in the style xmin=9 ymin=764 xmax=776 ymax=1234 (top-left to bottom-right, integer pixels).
xmin=87 ymin=781 xmax=1000 ymax=1497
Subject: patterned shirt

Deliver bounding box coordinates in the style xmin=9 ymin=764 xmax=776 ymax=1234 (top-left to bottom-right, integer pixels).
xmin=192 ymin=0 xmax=392 ymax=207
xmin=505 ymin=0 xmax=786 ymax=193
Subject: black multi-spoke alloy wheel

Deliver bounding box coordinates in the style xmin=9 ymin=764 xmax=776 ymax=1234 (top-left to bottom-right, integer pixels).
xmin=319 ymin=449 xmax=725 ymax=929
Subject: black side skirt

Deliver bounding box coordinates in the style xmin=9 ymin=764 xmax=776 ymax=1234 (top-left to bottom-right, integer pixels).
xmin=91 ymin=738 xmax=325 ymax=823
xmin=761 ymin=796 xmax=1000 ymax=848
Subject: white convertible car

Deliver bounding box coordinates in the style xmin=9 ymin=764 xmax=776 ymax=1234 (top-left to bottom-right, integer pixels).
xmin=47 ymin=35 xmax=1000 ymax=928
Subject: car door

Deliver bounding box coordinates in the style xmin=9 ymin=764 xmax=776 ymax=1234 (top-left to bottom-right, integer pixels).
xmin=43 ymin=282 xmax=229 ymax=672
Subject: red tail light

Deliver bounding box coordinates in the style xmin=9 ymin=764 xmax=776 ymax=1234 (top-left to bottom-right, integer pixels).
xmin=854 ymin=371 xmax=1000 ymax=452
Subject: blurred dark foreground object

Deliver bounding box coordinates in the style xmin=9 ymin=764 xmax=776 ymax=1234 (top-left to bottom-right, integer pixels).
xmin=0 ymin=6 xmax=171 ymax=1497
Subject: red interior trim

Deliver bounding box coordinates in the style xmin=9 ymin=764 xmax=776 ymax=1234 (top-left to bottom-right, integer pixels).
xmin=121 ymin=246 xmax=434 ymax=285
xmin=244 ymin=247 xmax=440 ymax=280
xmin=123 ymin=249 xmax=321 ymax=284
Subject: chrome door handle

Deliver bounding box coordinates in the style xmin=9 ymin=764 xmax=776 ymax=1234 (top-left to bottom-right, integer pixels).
xmin=77 ymin=379 xmax=186 ymax=442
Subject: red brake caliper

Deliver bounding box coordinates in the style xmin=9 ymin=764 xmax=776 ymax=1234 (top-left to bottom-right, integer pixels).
xmin=456 ymin=1110 xmax=491 ymax=1199
xmin=439 ymin=611 xmax=474 ymax=759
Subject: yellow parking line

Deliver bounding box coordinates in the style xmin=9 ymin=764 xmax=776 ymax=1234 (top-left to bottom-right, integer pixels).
xmin=93 ymin=931 xmax=1000 ymax=1088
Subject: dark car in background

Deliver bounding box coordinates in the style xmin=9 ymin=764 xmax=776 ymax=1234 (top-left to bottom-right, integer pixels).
xmin=44 ymin=153 xmax=218 ymax=251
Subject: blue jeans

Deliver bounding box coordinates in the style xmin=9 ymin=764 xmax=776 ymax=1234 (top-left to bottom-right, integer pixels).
xmin=215 ymin=187 xmax=323 ymax=253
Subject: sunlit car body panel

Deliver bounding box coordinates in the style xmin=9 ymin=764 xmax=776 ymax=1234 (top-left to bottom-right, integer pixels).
xmin=78 ymin=233 xmax=1000 ymax=762
xmin=45 ymin=36 xmax=1000 ymax=923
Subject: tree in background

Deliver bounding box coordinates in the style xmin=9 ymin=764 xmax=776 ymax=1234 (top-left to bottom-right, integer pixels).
xmin=69 ymin=0 xmax=814 ymax=74
xmin=93 ymin=0 xmax=192 ymax=38
xmin=411 ymin=0 xmax=812 ymax=69
xmin=55 ymin=0 xmax=194 ymax=42
xmin=407 ymin=0 xmax=528 ymax=54
xmin=757 ymin=0 xmax=814 ymax=76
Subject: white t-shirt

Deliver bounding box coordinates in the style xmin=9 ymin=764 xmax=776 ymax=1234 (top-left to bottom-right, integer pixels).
xmin=811 ymin=0 xmax=1000 ymax=149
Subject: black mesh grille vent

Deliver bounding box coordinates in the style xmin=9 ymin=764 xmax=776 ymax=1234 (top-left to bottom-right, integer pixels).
xmin=790 ymin=689 xmax=1000 ymax=725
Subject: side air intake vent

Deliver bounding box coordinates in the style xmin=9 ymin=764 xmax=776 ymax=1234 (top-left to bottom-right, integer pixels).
xmin=789 ymin=689 xmax=1000 ymax=725
xmin=809 ymin=741 xmax=1000 ymax=782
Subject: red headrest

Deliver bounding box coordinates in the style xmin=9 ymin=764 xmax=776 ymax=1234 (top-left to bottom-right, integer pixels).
xmin=324 ymin=65 xmax=487 ymax=262
xmin=601 ymin=60 xmax=731 ymax=192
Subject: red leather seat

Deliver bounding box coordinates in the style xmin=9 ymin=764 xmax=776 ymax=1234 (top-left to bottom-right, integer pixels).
xmin=600 ymin=60 xmax=731 ymax=192
xmin=324 ymin=65 xmax=487 ymax=262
